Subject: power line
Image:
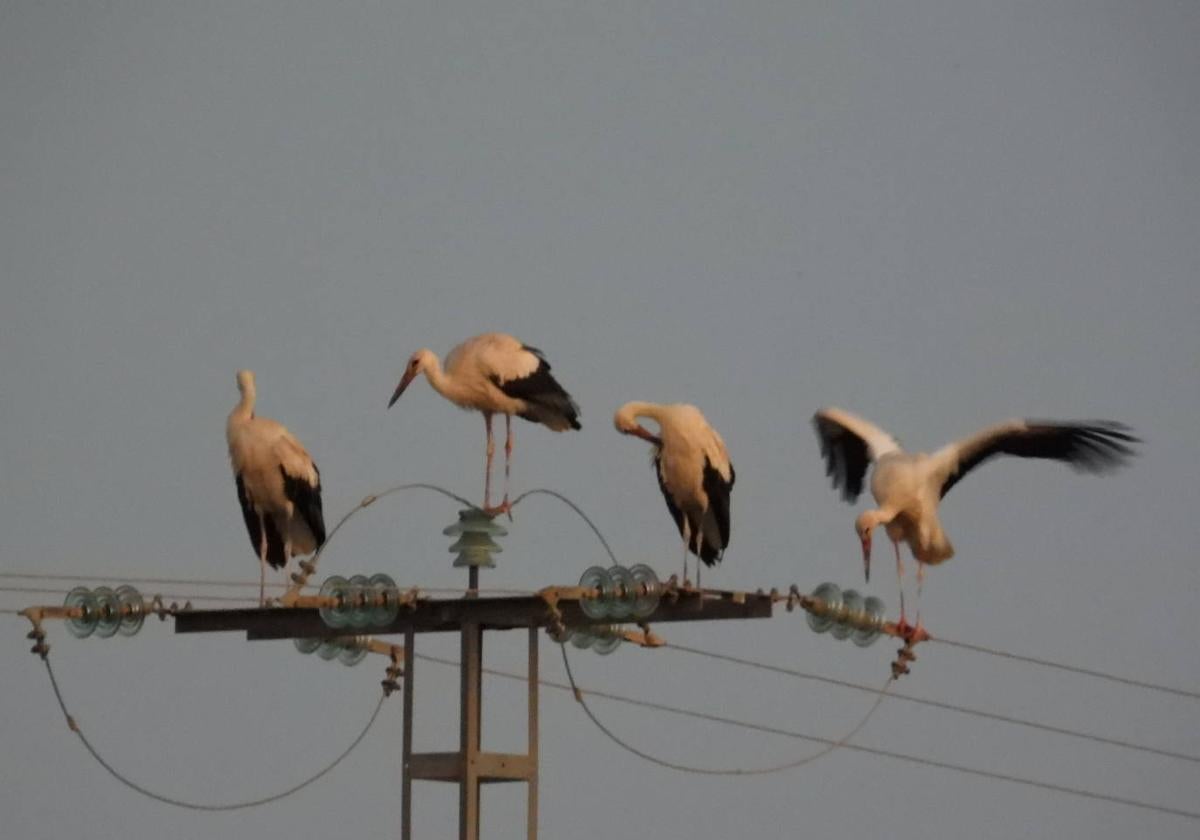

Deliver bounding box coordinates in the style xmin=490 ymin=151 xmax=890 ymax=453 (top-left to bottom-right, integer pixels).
xmin=664 ymin=642 xmax=1200 ymax=764
xmin=929 ymin=637 xmax=1200 ymax=701
xmin=38 ymin=654 xmax=388 ymax=811
xmin=1 ymin=585 xmax=256 ymax=604
xmin=7 ymin=581 xmax=1196 ymax=763
xmin=412 ymin=650 xmax=1200 ymax=822
xmin=8 ymin=569 xmax=1196 ymax=701
xmin=0 ymin=579 xmax=533 ymax=599
xmin=559 ymin=641 xmax=892 ymax=775
xmin=0 ymin=571 xmax=300 ymax=590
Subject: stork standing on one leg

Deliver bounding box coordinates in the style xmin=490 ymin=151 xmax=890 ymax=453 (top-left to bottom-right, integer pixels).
xmin=614 ymin=402 xmax=735 ymax=587
xmin=388 ymin=332 xmax=580 ymax=514
xmin=226 ymin=370 xmax=326 ymax=605
xmin=812 ymin=407 xmax=1138 ymax=632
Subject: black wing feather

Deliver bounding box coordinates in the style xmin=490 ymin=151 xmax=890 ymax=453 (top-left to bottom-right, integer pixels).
xmin=280 ymin=464 xmax=327 ymax=548
xmin=940 ymin=421 xmax=1138 ymax=498
xmin=235 ymin=474 xmax=262 ymax=554
xmin=260 ymin=514 xmax=287 ymax=570
xmin=653 ymin=453 xmax=688 ymax=544
xmin=698 ymin=459 xmax=735 ymax=567
xmin=812 ymin=415 xmax=870 ymax=503
xmin=492 ymin=352 xmax=581 ymax=431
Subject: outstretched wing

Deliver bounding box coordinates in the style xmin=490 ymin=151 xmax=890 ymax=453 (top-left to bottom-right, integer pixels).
xmin=934 ymin=419 xmax=1138 ymax=499
xmin=811 ymin=408 xmax=901 ymax=503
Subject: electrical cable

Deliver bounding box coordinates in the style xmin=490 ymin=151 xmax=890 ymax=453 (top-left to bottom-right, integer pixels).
xmin=663 ymin=642 xmax=1200 ymax=764
xmin=928 ymin=636 xmax=1200 ymax=701
xmin=559 ymin=641 xmax=890 ymax=775
xmin=39 ymin=655 xmax=387 ymax=811
xmin=412 ymin=650 xmax=1200 ymax=822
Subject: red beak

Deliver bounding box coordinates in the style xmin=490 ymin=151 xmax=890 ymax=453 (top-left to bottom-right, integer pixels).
xmin=861 ymin=533 xmax=872 ymax=582
xmin=630 ymin=425 xmax=662 ymax=446
xmin=388 ymin=369 xmax=417 ymax=408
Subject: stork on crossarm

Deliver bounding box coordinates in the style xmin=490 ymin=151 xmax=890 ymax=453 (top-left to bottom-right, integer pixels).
xmin=388 ymin=332 xmax=580 ymax=515
xmin=615 ymin=401 xmax=735 ymax=587
xmin=227 ymin=370 xmax=326 ymax=605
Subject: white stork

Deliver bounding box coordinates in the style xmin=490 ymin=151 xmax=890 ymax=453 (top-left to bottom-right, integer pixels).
xmin=388 ymin=332 xmax=581 ymax=514
xmin=812 ymin=407 xmax=1137 ymax=631
xmin=614 ymin=402 xmax=735 ymax=586
xmin=226 ymin=370 xmax=326 ymax=605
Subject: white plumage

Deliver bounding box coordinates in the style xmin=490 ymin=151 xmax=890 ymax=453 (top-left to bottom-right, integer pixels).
xmin=614 ymin=401 xmax=735 ymax=585
xmin=813 ymin=407 xmax=1137 ymax=630
xmin=227 ymin=370 xmax=326 ymax=605
xmin=389 ymin=332 xmax=580 ymax=513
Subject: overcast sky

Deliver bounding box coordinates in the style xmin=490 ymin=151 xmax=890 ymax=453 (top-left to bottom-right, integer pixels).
xmin=2 ymin=2 xmax=1198 ymax=838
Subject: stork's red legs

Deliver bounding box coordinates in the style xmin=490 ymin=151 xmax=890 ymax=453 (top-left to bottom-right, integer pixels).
xmin=914 ymin=560 xmax=926 ymax=636
xmin=483 ymin=413 xmax=495 ymax=511
xmin=501 ymin=414 xmax=514 ymax=518
xmin=893 ymin=538 xmax=911 ymax=636
xmin=481 ymin=413 xmax=512 ymax=517
xmin=257 ymin=513 xmax=268 ymax=607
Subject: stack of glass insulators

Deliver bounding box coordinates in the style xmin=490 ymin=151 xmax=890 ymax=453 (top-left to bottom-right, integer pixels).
xmin=804 ymin=582 xmax=885 ymax=647
xmin=562 ymin=564 xmax=661 ymax=654
xmin=293 ymin=635 xmax=370 ymax=666
xmin=317 ymin=574 xmax=401 ymax=629
xmin=63 ymin=585 xmax=146 ymax=638
xmin=565 ymin=624 xmax=624 ymax=655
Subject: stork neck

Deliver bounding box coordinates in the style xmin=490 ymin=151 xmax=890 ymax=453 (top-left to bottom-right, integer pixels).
xmin=421 ymin=354 xmax=469 ymax=403
xmin=625 ymin=401 xmax=665 ymax=424
xmin=230 ymin=385 xmax=256 ymax=425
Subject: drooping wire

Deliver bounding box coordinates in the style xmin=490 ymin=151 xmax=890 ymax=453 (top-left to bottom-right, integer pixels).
xmin=508 ymin=488 xmax=619 ymax=565
xmin=510 ymin=487 xmax=890 ymax=774
xmin=283 ymin=482 xmax=478 ymax=595
xmin=664 ymin=642 xmax=1200 ymax=764
xmin=39 ymin=656 xmax=386 ymax=811
xmin=412 ymin=650 xmax=1200 ymax=822
xmin=16 ymin=482 xmax=478 ymax=812
xmin=559 ymin=641 xmax=890 ymax=775
xmin=928 ymin=637 xmax=1200 ymax=701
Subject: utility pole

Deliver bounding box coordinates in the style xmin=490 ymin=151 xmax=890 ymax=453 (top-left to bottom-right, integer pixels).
xmin=174 ymin=563 xmax=774 ymax=838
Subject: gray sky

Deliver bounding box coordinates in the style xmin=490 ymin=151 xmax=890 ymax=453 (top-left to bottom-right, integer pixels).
xmin=2 ymin=1 xmax=1198 ymax=837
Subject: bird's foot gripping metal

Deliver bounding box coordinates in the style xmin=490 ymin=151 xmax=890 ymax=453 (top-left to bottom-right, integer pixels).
xmin=481 ymin=498 xmax=513 ymax=520
xmin=889 ymin=623 xmax=929 ymax=678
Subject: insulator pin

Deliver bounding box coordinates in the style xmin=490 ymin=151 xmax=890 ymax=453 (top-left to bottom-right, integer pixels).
xmin=444 ymin=508 xmax=506 ymax=568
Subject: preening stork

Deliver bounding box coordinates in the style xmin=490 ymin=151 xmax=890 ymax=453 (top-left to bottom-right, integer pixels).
xmin=615 ymin=402 xmax=735 ymax=586
xmin=226 ymin=370 xmax=326 ymax=605
xmin=388 ymin=332 xmax=581 ymax=514
xmin=812 ymin=407 xmax=1137 ymax=631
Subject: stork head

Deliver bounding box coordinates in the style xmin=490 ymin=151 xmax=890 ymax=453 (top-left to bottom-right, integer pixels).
xmin=854 ymin=510 xmax=880 ymax=582
xmin=388 ymin=350 xmax=433 ymax=408
xmin=236 ymin=369 xmax=256 ymax=396
xmin=613 ymin=402 xmax=662 ymax=446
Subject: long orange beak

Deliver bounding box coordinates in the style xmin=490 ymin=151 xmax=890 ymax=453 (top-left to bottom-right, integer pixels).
xmin=630 ymin=425 xmax=662 ymax=446
xmin=861 ymin=533 xmax=872 ymax=582
xmin=388 ymin=369 xmax=417 ymax=408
